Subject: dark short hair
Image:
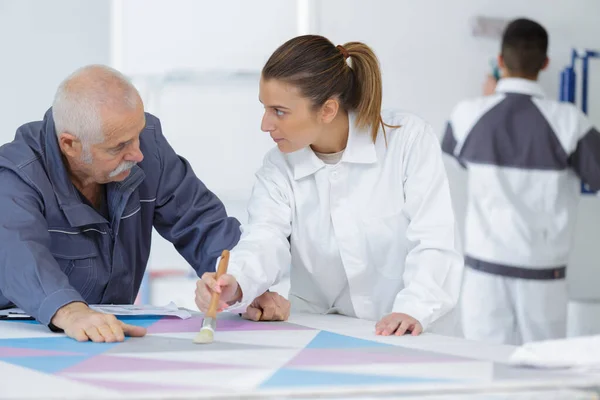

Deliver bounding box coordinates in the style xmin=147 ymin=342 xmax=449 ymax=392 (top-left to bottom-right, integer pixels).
xmin=501 ymin=18 xmax=548 ymax=77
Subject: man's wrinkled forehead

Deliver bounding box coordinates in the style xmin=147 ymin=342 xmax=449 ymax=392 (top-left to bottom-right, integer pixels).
xmin=99 ymin=107 xmax=146 ymax=147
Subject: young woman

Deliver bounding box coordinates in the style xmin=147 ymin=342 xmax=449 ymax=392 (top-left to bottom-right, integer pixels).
xmin=195 ymin=35 xmax=463 ymax=336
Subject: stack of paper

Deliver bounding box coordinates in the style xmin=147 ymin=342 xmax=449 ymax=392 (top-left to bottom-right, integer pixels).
xmin=0 ymin=302 xmax=191 ymax=320
xmin=0 ymin=308 xmax=32 ymax=319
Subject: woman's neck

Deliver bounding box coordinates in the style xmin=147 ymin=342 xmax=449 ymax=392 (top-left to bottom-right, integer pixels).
xmin=310 ymin=111 xmax=349 ymax=154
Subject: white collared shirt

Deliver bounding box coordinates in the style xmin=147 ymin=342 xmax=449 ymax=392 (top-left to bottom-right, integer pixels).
xmin=228 ymin=111 xmax=464 ymax=332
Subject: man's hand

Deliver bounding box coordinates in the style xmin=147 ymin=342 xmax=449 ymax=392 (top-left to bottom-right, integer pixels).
xmin=242 ymin=291 xmax=290 ymax=321
xmin=195 ymin=273 xmax=242 ymax=312
xmin=483 ymin=74 xmax=498 ymax=96
xmin=51 ymin=302 xmax=147 ymax=342
xmin=375 ymin=313 xmax=423 ymax=336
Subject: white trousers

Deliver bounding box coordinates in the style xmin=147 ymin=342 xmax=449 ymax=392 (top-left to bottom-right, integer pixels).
xmin=461 ymin=267 xmax=567 ymax=345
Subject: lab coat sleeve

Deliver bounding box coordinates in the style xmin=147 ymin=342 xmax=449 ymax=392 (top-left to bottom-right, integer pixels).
xmin=568 ymin=110 xmax=600 ymax=191
xmin=225 ymin=153 xmax=293 ymax=313
xmin=391 ymin=123 xmax=464 ymax=331
xmin=0 ymin=170 xmax=86 ymax=326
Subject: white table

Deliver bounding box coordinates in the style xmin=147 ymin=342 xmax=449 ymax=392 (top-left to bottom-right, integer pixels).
xmin=0 ymin=312 xmax=598 ymax=399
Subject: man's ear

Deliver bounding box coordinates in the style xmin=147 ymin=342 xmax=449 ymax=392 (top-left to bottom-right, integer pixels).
xmin=540 ymin=57 xmax=550 ymax=71
xmin=319 ymin=98 xmax=340 ymax=124
xmin=58 ymin=133 xmax=81 ymax=158
xmin=497 ymin=54 xmax=508 ymax=78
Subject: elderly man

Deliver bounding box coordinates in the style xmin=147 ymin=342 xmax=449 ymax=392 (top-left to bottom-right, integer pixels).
xmin=0 ymin=65 xmax=290 ymax=342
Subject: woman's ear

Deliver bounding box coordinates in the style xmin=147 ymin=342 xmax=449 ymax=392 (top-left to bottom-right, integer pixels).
xmin=319 ymin=98 xmax=340 ymax=124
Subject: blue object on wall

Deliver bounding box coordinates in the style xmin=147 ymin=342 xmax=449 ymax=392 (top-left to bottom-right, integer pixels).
xmin=559 ymin=67 xmax=576 ymax=103
xmin=559 ymin=49 xmax=599 ymax=195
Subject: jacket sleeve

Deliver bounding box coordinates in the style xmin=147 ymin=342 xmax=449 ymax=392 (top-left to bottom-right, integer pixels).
xmin=224 ymin=153 xmax=293 ymax=312
xmin=0 ymin=170 xmax=86 ymax=325
xmin=441 ymin=113 xmax=467 ymax=169
xmin=441 ymin=121 xmax=458 ymax=156
xmin=568 ymin=110 xmax=600 ymax=191
xmin=391 ymin=123 xmax=464 ymax=331
xmin=150 ymin=118 xmax=242 ymax=277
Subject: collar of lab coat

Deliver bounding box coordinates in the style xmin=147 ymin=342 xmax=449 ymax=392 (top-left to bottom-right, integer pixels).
xmin=495 ymin=77 xmax=545 ymax=98
xmin=289 ymin=112 xmax=377 ymax=180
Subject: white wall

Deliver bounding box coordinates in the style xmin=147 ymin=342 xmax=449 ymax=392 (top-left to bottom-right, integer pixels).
xmin=0 ymin=0 xmax=110 ymax=144
xmin=318 ymin=0 xmax=600 ymax=132
xmin=118 ymin=0 xmax=297 ymax=75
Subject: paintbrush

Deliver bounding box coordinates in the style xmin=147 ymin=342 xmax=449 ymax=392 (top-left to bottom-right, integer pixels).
xmin=193 ymin=249 xmax=230 ymax=344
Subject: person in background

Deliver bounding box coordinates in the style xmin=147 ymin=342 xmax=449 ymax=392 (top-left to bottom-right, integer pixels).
xmin=442 ymin=18 xmax=600 ymax=345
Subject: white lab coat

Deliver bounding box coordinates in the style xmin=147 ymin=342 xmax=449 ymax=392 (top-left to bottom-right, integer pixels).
xmin=227 ymin=111 xmax=464 ymax=334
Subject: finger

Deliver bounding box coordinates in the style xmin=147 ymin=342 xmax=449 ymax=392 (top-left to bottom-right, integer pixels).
xmin=195 ymin=279 xmax=210 ymax=295
xmin=260 ymin=304 xmax=275 ymax=321
xmin=395 ymin=319 xmax=411 ymax=336
xmin=195 ymin=288 xmax=214 ymax=312
xmin=69 ymin=328 xmax=89 ymax=342
xmin=84 ymin=326 xmax=105 ymax=343
xmin=273 ymin=296 xmax=290 ymax=320
xmin=200 ymin=291 xmax=212 ymax=308
xmin=217 ymin=274 xmax=235 ymax=287
xmin=275 ymin=305 xmax=287 ymax=321
xmin=121 ymin=322 xmax=147 ymax=337
xmin=195 ymin=295 xmax=209 ymax=312
xmin=108 ymin=320 xmax=125 ymax=342
xmin=274 ymin=310 xmax=284 ymax=321
xmin=383 ymin=319 xmax=401 ymax=336
xmin=242 ymin=306 xmax=263 ymax=321
xmin=382 ymin=315 xmax=402 ymax=336
xmin=376 ymin=316 xmax=395 ymax=335
xmin=411 ymin=322 xmax=423 ymax=336
xmin=199 ymin=274 xmax=220 ymax=294
xmin=196 ymin=292 xmax=210 ymax=309
xmin=375 ymin=320 xmax=385 ymax=335
xmin=281 ymin=300 xmax=291 ymax=320
xmin=260 ymin=295 xmax=277 ymax=320
xmin=271 ymin=303 xmax=283 ymax=321
xmin=97 ymin=323 xmax=117 ymax=343
xmin=203 ymin=276 xmax=221 ymax=294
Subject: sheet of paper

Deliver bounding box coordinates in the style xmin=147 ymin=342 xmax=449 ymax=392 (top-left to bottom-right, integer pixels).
xmin=0 ymin=308 xmax=29 ymax=318
xmin=90 ymin=302 xmax=192 ymax=319
xmin=509 ymin=335 xmax=600 ymax=370
xmin=1 ymin=302 xmax=191 ymax=320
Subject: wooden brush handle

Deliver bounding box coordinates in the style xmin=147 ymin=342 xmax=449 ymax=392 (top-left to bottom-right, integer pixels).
xmin=206 ymin=250 xmax=230 ymax=318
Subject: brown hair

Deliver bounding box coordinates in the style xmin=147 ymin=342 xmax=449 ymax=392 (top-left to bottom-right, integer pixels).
xmin=262 ymin=35 xmax=394 ymax=143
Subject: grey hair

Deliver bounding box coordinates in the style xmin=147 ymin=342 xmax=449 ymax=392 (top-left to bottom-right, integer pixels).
xmin=52 ymin=65 xmax=141 ymax=152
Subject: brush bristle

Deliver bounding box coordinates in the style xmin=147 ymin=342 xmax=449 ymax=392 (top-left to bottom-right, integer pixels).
xmin=193 ymin=328 xmax=214 ymax=344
